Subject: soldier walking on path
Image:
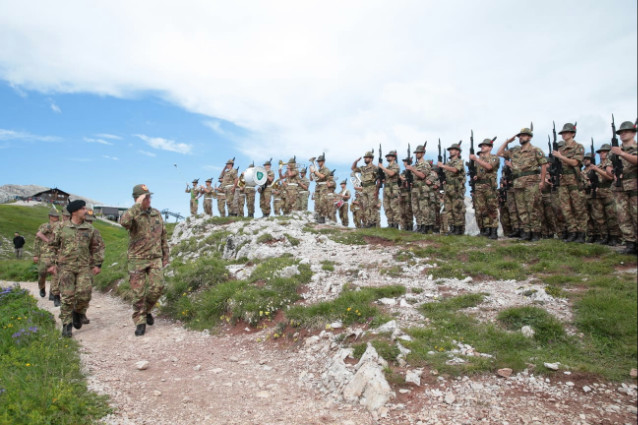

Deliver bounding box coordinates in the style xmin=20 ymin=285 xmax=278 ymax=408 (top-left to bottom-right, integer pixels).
xmin=185 ymin=179 xmax=200 ymax=217
xmin=438 ymin=143 xmax=466 ymax=235
xmin=610 ymin=120 xmax=638 ymax=254
xmin=259 ymin=159 xmax=275 ymax=217
xmin=120 ymin=185 xmax=170 ymax=336
xmin=352 ymin=151 xmax=379 ymax=227
xmin=48 ymin=200 xmax=104 ymax=338
xmin=33 ymin=207 xmax=59 ymax=298
xmin=497 ymin=126 xmax=548 ymax=241
xmin=469 ymin=138 xmax=500 ymax=239
xmin=552 ymin=123 xmax=587 ymax=243
xmin=379 ymin=150 xmax=401 ymax=228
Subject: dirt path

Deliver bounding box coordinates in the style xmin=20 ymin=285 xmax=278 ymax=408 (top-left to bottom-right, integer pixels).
xmin=15 ymin=280 xmax=374 ymax=425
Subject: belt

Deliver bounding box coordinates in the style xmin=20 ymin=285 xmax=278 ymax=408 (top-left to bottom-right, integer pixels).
xmin=244 ymin=186 xmax=256 ymax=190
xmin=513 ymin=170 xmax=540 ymax=179
xmin=622 ymin=172 xmax=638 ymax=180
xmin=299 ymin=191 xmax=309 ymax=194
xmin=287 ymin=183 xmax=298 ymax=186
xmin=474 ymin=179 xmax=491 ymax=185
xmin=224 ymin=185 xmax=234 ymax=188
xmin=560 ymin=169 xmax=576 ymax=175
xmin=317 ymin=182 xmax=327 ymax=185
xmin=361 ymin=182 xmax=376 ymax=187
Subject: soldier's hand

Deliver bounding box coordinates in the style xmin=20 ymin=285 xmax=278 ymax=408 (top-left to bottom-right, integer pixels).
xmin=92 ymin=266 xmax=101 ymax=275
xmin=356 ymin=157 xmax=361 ymax=162
xmin=469 ymin=154 xmax=477 ymax=161
xmin=507 ymin=136 xmax=516 ymax=143
xmin=436 ymin=161 xmax=442 ymax=167
xmin=552 ymin=150 xmax=560 ymax=158
xmin=48 ymin=265 xmax=57 ymax=275
xmin=539 ymin=181 xmax=545 ymax=191
xmin=610 ymin=146 xmax=623 ymax=156
xmin=33 ymin=256 xmax=38 ymax=263
xmin=473 ymin=176 xmax=477 ymax=181
xmin=135 ymin=194 xmax=147 ymax=204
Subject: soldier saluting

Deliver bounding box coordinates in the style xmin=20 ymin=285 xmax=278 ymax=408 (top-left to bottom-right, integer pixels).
xmin=352 ymin=151 xmax=379 ymax=228
xmin=185 ymin=179 xmax=199 ymax=217
xmin=120 ymin=184 xmax=170 ymax=336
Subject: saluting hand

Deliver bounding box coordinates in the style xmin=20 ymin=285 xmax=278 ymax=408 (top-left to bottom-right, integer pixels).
xmin=135 ymin=194 xmax=147 ymax=204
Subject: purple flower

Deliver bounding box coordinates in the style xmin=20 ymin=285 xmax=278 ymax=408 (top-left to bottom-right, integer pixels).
xmin=29 ymin=326 xmax=38 ymax=333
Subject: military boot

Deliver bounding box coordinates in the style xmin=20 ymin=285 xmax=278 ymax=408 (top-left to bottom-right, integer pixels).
xmin=489 ymin=227 xmax=498 ymax=240
xmin=620 ymin=242 xmax=637 ymax=255
xmin=61 ymin=323 xmax=72 ymax=338
xmin=432 ymin=227 xmax=440 ymax=234
xmin=446 ymin=225 xmax=456 ymax=236
xmin=49 ymin=292 xmax=55 ymax=301
xmin=507 ymin=229 xmax=520 ymax=238
xmin=135 ymin=324 xmax=146 ymax=336
xmin=146 ymin=313 xmax=154 ymax=326
xmin=607 ymin=234 xmax=620 ymax=246
xmin=561 ymin=231 xmax=570 ymax=241
xmin=80 ymin=314 xmax=90 ymax=325
xmin=587 ymin=234 xmax=598 ymax=243
xmin=530 ymin=232 xmax=540 ymax=242
xmin=565 ymin=232 xmax=577 ymax=242
xmin=53 ymin=295 xmax=61 ymax=307
xmin=597 ymin=233 xmax=609 ymax=245
xmin=573 ymin=232 xmax=586 ymax=243
xmin=455 ymin=226 xmax=464 ymax=235
xmin=72 ymin=311 xmax=83 ymax=330
xmin=519 ymin=231 xmax=530 ymax=240
xmin=39 ymin=288 xmax=46 ymax=298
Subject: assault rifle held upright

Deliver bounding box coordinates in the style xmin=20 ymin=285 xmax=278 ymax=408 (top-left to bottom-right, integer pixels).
xmin=587 ymin=138 xmax=599 ymax=199
xmin=404 ymin=143 xmax=413 ymax=189
xmin=467 ymin=130 xmax=477 ymax=193
xmin=547 ymin=122 xmax=562 ymax=191
xmin=377 ymin=144 xmax=386 ymax=185
xmin=437 ymin=138 xmax=446 ymax=185
xmin=610 ymin=115 xmax=623 ymax=187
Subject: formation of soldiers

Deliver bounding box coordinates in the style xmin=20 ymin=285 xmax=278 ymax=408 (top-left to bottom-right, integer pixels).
xmin=34 ymin=184 xmax=169 ymax=337
xmin=185 ymin=119 xmax=637 ymax=255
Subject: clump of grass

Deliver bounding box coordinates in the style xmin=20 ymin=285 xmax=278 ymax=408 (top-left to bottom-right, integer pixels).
xmin=256 ymin=233 xmax=275 ymax=244
xmin=0 ymin=285 xmax=110 ymax=424
xmin=284 ymin=233 xmax=300 ymax=246
xmin=497 ymin=306 xmax=566 ymax=344
xmin=321 ymin=260 xmax=335 ymax=271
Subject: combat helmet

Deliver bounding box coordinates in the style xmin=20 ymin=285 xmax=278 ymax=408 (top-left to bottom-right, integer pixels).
xmin=385 ymin=150 xmax=397 ymax=158
xmin=317 ymin=154 xmax=325 ymax=162
xmin=447 ymin=143 xmax=462 ymax=152
xmin=558 ymin=123 xmax=577 ymax=134
xmin=583 ymin=152 xmax=593 ymax=160
xmin=192 ymin=179 xmax=199 ymax=184
xmin=596 ymin=143 xmax=611 ymax=153
xmin=616 ymin=121 xmax=638 ymax=134
xmin=48 ymin=207 xmax=59 ymax=217
xmin=263 ymin=158 xmax=272 ymax=166
xmin=516 ymin=128 xmax=534 ymax=137
xmin=340 ymin=180 xmax=347 ymax=185
xmin=363 ymin=150 xmax=374 ymax=158
xmin=414 ymin=145 xmax=425 ymax=153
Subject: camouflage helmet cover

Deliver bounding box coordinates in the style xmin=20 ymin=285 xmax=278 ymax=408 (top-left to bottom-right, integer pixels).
xmin=363 ymin=151 xmax=374 ymax=158
xmin=132 ymin=184 xmax=153 ymax=199
xmin=447 ymin=143 xmax=462 ymax=152
xmin=558 ymin=123 xmax=577 ymax=134
xmin=414 ymin=145 xmax=425 ymax=153
xmin=385 ymin=150 xmax=397 ymax=157
xmin=516 ymin=128 xmax=534 ymax=137
xmin=616 ymin=121 xmax=638 ymax=134
xmin=478 ymin=138 xmax=493 ymax=147
xmin=596 ymin=143 xmax=611 ymax=152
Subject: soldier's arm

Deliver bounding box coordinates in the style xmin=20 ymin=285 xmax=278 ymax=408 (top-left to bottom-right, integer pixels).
xmin=540 ymin=163 xmax=548 ymax=186
xmin=592 ymin=164 xmax=614 ymax=180
xmin=474 ymin=157 xmax=492 ymax=170
xmin=496 ymin=140 xmax=513 ymax=158
xmin=120 ymin=204 xmax=142 ymax=230
xmin=618 ymin=149 xmax=638 ymax=165
xmin=90 ymin=228 xmax=105 ymax=269
xmin=161 ymin=221 xmax=170 ymax=266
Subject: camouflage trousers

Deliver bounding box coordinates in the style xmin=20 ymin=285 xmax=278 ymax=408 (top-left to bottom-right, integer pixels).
xmin=128 ymin=258 xmax=165 ymax=326
xmin=338 ymin=203 xmax=349 ymax=226
xmin=551 ymin=193 xmax=566 ymax=233
xmin=224 ymin=187 xmax=236 ymax=215
xmin=400 ymin=191 xmax=413 ymax=230
xmin=59 ymin=266 xmax=93 ymax=325
xmin=351 ymin=204 xmax=362 ymax=228
xmin=314 ymin=185 xmax=328 ymax=218
xmin=411 ymin=185 xmax=435 ymax=226
xmin=360 ymin=186 xmax=378 ymax=226
xmin=37 ymin=256 xmax=54 ymax=290
xmin=383 ymin=183 xmax=401 ymax=225
xmin=203 ymin=198 xmax=213 ymax=216
xmin=244 ymin=188 xmax=256 ymax=216
xmin=283 ymin=187 xmax=298 ymax=214
xmin=615 ymin=188 xmax=637 ymax=243
xmin=434 ymin=192 xmax=442 ymax=231
xmin=217 ymin=195 xmax=226 ymax=217
xmin=328 ymin=198 xmax=338 ymax=222
xmin=596 ymin=188 xmax=620 ymax=237
xmin=444 ymin=187 xmax=465 ymax=227
xmin=297 ymin=191 xmax=309 ymax=211
xmin=512 ymin=184 xmax=542 ymax=233
xmin=260 ymin=189 xmax=272 ymax=217
xmin=506 ymin=190 xmax=520 ymax=231
xmin=499 ymin=204 xmax=512 ymax=236
xmin=557 ymin=184 xmax=587 ymax=233
xmin=190 ymin=199 xmax=198 ymax=216
xmin=473 ymin=185 xmax=498 ymax=228
xmin=273 ymin=198 xmax=283 ymax=215
xmin=235 ymin=192 xmax=246 ymax=217
xmin=541 ymin=193 xmax=557 ymax=236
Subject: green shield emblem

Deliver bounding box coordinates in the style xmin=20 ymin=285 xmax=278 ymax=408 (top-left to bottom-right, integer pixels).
xmin=257 ymin=171 xmax=264 ymax=180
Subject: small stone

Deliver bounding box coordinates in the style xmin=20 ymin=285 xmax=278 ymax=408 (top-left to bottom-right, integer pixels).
xmin=193 ymin=365 xmax=201 ymax=371
xmin=182 ymin=396 xmax=192 ymax=403
xmin=582 ymin=385 xmax=592 ymax=393
xmin=229 ymin=356 xmax=239 ymax=362
xmin=329 ymin=321 xmax=343 ymax=329
xmin=135 ymin=360 xmax=149 ymax=370
xmin=566 ymin=381 xmax=574 ymax=387
xmin=497 ymin=368 xmax=513 ymax=378
xmin=521 ymin=325 xmax=535 ymax=338
xmin=444 ymin=392 xmax=456 ymax=405
xmin=259 ymin=359 xmax=267 ymax=365
xmin=405 ymin=370 xmax=422 ymax=386
xmin=378 ymin=406 xmax=389 ymax=418
xmin=239 ymin=360 xmax=250 ymax=365
xmin=563 ymin=371 xmax=571 ymax=375
xmin=544 ymin=362 xmax=560 ymax=371
xmin=630 ymin=368 xmax=637 ymax=378
xmin=256 ymin=391 xmax=270 ymax=398
xmin=378 ymin=298 xmax=397 ymax=306
xmin=263 ymin=365 xmax=273 ymax=371
xmin=399 ymin=389 xmax=411 ymax=394
xmin=211 ymin=368 xmax=223 ymax=374
xmin=153 ymin=390 xmax=162 ymax=396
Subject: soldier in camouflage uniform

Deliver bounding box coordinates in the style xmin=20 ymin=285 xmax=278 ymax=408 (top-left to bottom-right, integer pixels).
xmin=49 ymin=209 xmax=71 ymax=306
xmin=49 ymin=200 xmax=104 ymax=338
xmin=33 ymin=207 xmax=60 ymax=298
xmin=327 ymin=180 xmax=338 ymax=222
xmin=220 ymin=159 xmax=238 ymax=216
xmin=398 ymin=159 xmax=414 ymax=231
xmin=582 ymin=154 xmax=603 ymax=242
xmin=216 ymin=185 xmax=226 ymax=217
xmin=272 ymin=180 xmax=284 ymax=215
xmin=311 ymin=154 xmax=330 ymax=223
xmin=201 ymin=178 xmax=215 ymax=216
xmin=297 ymin=168 xmax=311 ymax=211
xmin=281 ymin=158 xmax=300 ymax=214
xmin=408 ymin=145 xmax=438 ymax=233
xmin=609 ymin=121 xmax=638 ymax=254
xmin=350 ymin=192 xmax=363 ymax=228
xmin=259 ymin=159 xmax=275 ymax=217
xmin=352 ymin=152 xmax=379 ymax=227
xmin=185 ymin=179 xmax=199 ymax=216
xmin=469 ymin=138 xmax=500 ymax=239
xmin=242 ymin=165 xmax=257 ymax=218
xmin=337 ymin=180 xmax=351 ymax=226
xmin=438 ymin=143 xmax=466 ymax=235
xmin=378 ymin=150 xmax=401 ymax=228
xmin=120 ymin=184 xmax=170 ymax=336
xmin=552 ymin=123 xmax=587 ymax=243
xmin=498 ymin=127 xmax=548 ymax=241
xmin=540 ymin=175 xmax=558 ymax=238
xmin=498 ymin=180 xmax=512 ymax=236
xmin=588 ymin=144 xmax=620 ymax=245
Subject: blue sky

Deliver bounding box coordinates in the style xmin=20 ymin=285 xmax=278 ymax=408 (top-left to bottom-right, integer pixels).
xmin=1 ymin=0 xmax=636 ymax=218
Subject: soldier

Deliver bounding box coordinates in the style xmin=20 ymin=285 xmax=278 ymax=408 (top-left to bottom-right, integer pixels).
xmin=377 ymin=150 xmax=400 ymax=228
xmin=281 ymin=158 xmax=299 ymax=214
xmin=185 ymin=179 xmax=200 ymax=217
xmin=312 ymin=154 xmax=330 ymax=223
xmin=540 ymin=174 xmax=558 ymax=238
xmin=243 ymin=168 xmax=257 ymax=218
xmin=220 ymin=159 xmax=238 ymax=216
xmin=399 ymin=158 xmax=414 ymax=231
xmin=502 ymin=158 xmax=521 ymax=237
xmin=407 ymin=145 xmax=437 ymax=233
xmin=351 ymin=152 xmax=379 ymax=227
xmin=201 ymin=178 xmax=215 ymax=216
xmin=297 ymin=168 xmax=311 ymax=211
xmin=337 ymin=180 xmax=351 ymax=227
xmin=438 ymin=143 xmax=466 ymax=235
xmin=272 ymin=180 xmax=284 ymax=215
xmin=235 ymin=172 xmax=246 ymax=217
xmin=610 ymin=120 xmax=638 ymax=254
xmin=552 ymin=123 xmax=587 ymax=243
xmin=48 ymin=200 xmax=104 ymax=338
xmin=582 ymin=153 xmax=603 ymax=242
xmin=49 ymin=209 xmax=71 ymax=306
xmin=588 ymin=144 xmax=620 ymax=245
xmin=215 ymin=185 xmax=226 ymax=217
xmin=498 ymin=180 xmax=512 ymax=236
xmin=33 ymin=207 xmax=60 ymax=298
xmin=469 ymin=138 xmax=500 ymax=239
xmin=120 ymin=184 xmax=170 ymax=336
xmin=326 ymin=179 xmax=338 ymax=222
xmin=497 ymin=126 xmax=548 ymax=241
xmin=259 ymin=159 xmax=275 ymax=217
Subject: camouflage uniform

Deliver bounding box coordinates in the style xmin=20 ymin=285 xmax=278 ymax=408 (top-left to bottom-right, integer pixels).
xmin=596 ymin=153 xmax=620 ymax=244
xmin=502 ymin=134 xmax=548 ymax=238
xmin=353 ymin=155 xmax=379 ymax=227
xmin=443 ymin=150 xmax=466 ymax=233
xmin=399 ymin=171 xmax=413 ymax=231
xmin=473 ymin=148 xmax=500 ymax=234
xmin=498 ymin=185 xmax=512 ymax=236
xmin=50 ymin=219 xmax=105 ymax=328
xmin=382 ymin=156 xmax=401 ymax=228
xmin=34 ymin=209 xmax=59 ymax=295
xmin=297 ymin=173 xmax=310 ymax=211
xmin=259 ymin=166 xmax=275 ymax=217
xmin=120 ymin=197 xmax=170 ymax=328
xmin=272 ymin=181 xmax=284 ymax=215
xmin=283 ymin=160 xmax=300 ymax=214
xmin=313 ymin=161 xmax=330 ymax=222
xmin=337 ymin=183 xmax=351 ymax=226
xmin=221 ymin=164 xmax=238 ymax=216
xmin=327 ymin=184 xmax=338 ymax=222
xmin=557 ymin=132 xmax=587 ymax=241
xmin=350 ymin=195 xmax=363 ymax=228
xmin=50 ymin=211 xmax=71 ymax=299
xmin=202 ymin=180 xmax=215 ymax=216
xmin=540 ymin=183 xmax=557 ymax=238
xmin=612 ymin=127 xmax=637 ymax=251
xmin=411 ymin=156 xmax=438 ymax=232
xmin=216 ymin=187 xmax=226 ymax=217
xmin=235 ymin=186 xmax=246 ymax=217
xmin=185 ymin=180 xmax=199 ymax=216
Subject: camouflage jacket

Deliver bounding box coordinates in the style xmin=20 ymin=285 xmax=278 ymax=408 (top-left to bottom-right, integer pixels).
xmin=120 ymin=204 xmax=169 ymax=263
xmin=502 ymin=144 xmax=547 ymax=188
xmin=186 ymin=186 xmax=199 ymax=201
xmin=476 ymin=153 xmax=500 ymax=188
xmin=558 ymin=141 xmax=585 ymax=187
xmin=444 ymin=157 xmax=465 ymax=191
xmin=619 ymin=141 xmax=638 ymax=191
xmin=34 ymin=222 xmax=56 ymax=258
xmin=598 ymin=157 xmax=614 ymax=188
xmin=354 ymin=163 xmax=378 ymax=187
xmin=50 ymin=220 xmax=105 ymax=271
xmin=263 ymin=170 xmax=275 ymax=189
xmin=221 ymin=168 xmax=238 ymax=187
xmin=202 ymin=186 xmax=215 ymax=199
xmin=384 ymin=162 xmax=400 ymax=184
xmin=315 ymin=166 xmax=330 ymax=185
xmin=413 ymin=159 xmax=438 ymax=189
xmin=298 ymin=176 xmax=310 ymax=192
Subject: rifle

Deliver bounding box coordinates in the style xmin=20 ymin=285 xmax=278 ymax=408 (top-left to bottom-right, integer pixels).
xmin=377 ymin=144 xmax=386 ymax=185
xmin=437 ymin=138 xmax=446 ymax=185
xmin=404 ymin=144 xmax=413 ymax=189
xmin=587 ymin=137 xmax=599 ymax=199
xmin=467 ymin=130 xmax=477 ymax=193
xmin=548 ymin=122 xmax=562 ymax=191
xmin=610 ymin=115 xmax=623 ymax=187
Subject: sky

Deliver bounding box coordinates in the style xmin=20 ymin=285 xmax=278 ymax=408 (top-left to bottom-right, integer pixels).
xmin=0 ymin=0 xmax=636 ymax=219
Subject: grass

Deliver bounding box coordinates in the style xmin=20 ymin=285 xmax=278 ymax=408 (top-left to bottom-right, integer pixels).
xmin=0 ymin=284 xmax=110 ymax=424
xmin=320 ymin=260 xmax=335 ymax=271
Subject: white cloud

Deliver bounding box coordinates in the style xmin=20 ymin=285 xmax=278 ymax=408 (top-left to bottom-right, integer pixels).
xmin=0 ymin=128 xmax=59 ymax=142
xmin=50 ymin=101 xmax=61 ymax=113
xmin=83 ymin=137 xmax=112 ymax=145
xmin=102 ymin=155 xmax=119 ymax=160
xmin=138 ymin=150 xmax=156 ymax=157
xmin=95 ymin=133 xmax=121 ymax=140
xmin=136 ymin=134 xmax=192 ymax=154
xmin=0 ymin=1 xmax=635 ymax=162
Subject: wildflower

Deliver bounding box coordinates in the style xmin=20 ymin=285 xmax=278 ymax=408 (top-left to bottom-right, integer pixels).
xmin=347 ymin=307 xmax=352 ymax=312
xmin=25 ymin=363 xmax=31 ymax=367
